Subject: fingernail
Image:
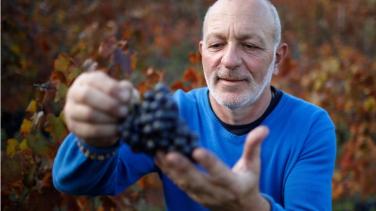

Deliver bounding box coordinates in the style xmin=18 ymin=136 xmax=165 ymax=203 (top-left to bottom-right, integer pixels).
xmin=119 ymin=106 xmax=128 ymax=116
xmin=119 ymin=90 xmax=130 ymax=102
xmin=168 ymin=153 xmax=183 ymax=166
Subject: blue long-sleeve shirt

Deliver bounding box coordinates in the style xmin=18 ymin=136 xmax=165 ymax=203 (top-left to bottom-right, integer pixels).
xmin=53 ymin=87 xmax=336 ymax=210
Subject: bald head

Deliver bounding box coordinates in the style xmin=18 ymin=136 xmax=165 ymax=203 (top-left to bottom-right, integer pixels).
xmin=202 ymin=0 xmax=281 ymax=47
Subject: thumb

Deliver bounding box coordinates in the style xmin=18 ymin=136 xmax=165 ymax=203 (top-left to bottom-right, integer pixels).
xmin=241 ymin=126 xmax=269 ymax=165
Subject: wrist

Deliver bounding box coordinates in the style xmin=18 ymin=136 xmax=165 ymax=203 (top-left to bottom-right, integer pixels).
xmin=76 ymin=138 xmax=120 ymax=160
xmin=240 ymin=193 xmax=270 ymax=211
xmin=82 ymin=137 xmax=119 ymax=148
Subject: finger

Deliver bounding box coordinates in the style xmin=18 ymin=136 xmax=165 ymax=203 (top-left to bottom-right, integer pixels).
xmin=193 ymin=148 xmax=235 ymax=186
xmin=69 ymin=84 xmax=128 ymax=118
xmin=157 ymin=152 xmax=237 ymax=206
xmin=118 ymin=80 xmax=135 ymax=104
xmin=67 ymin=102 xmax=117 ymax=123
xmin=80 ymin=72 xmax=121 ymax=97
xmin=165 ymin=152 xmax=195 ymax=173
xmin=163 ymin=152 xmax=210 ymax=192
xmin=78 ymin=72 xmax=134 ymax=104
xmin=130 ymin=86 xmax=141 ymax=105
xmin=165 ymin=153 xmax=238 ymax=206
xmin=242 ymin=126 xmax=269 ymax=164
xmin=68 ymin=121 xmax=118 ymax=141
xmin=155 ymin=152 xmax=168 ymax=170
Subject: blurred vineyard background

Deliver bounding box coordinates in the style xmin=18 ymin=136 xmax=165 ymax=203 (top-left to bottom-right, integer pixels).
xmin=1 ymin=0 xmax=375 ymax=210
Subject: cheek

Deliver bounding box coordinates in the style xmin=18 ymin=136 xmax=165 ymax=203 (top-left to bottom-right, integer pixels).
xmin=244 ymin=54 xmax=274 ymax=78
xmin=201 ymin=54 xmax=217 ymax=78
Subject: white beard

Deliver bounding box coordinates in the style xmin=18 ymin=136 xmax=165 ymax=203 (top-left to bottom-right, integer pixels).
xmin=207 ymin=52 xmax=276 ymax=110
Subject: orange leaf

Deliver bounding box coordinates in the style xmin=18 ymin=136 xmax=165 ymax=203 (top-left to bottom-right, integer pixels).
xmin=26 ymin=100 xmax=37 ymax=113
xmin=20 ymin=119 xmax=33 ymax=135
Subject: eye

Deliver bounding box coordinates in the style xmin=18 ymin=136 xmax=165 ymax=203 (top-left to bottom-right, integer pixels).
xmin=243 ymin=43 xmax=261 ymax=50
xmin=208 ymin=43 xmax=225 ymax=50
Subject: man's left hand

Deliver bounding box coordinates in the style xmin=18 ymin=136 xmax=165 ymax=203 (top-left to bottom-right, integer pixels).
xmin=155 ymin=126 xmax=270 ymax=211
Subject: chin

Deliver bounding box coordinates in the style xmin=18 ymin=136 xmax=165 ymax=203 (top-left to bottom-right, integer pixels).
xmin=211 ymin=90 xmax=257 ymax=110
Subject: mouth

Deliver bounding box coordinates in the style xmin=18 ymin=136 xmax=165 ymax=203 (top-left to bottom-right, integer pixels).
xmin=217 ymin=77 xmax=247 ymax=83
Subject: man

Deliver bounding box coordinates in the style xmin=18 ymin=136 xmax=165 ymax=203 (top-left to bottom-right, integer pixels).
xmin=53 ymin=0 xmax=336 ymax=210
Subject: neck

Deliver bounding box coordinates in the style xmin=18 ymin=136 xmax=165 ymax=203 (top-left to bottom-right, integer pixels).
xmin=209 ymin=86 xmax=272 ymax=125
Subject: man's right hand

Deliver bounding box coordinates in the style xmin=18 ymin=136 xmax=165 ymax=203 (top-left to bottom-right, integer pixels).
xmin=64 ymin=71 xmax=138 ymax=147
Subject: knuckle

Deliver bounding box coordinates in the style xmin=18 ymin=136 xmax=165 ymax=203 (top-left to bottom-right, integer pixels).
xmin=93 ymin=71 xmax=106 ymax=78
xmin=205 ymin=153 xmax=216 ymax=164
xmin=178 ymin=181 xmax=189 ymax=190
xmin=83 ymin=108 xmax=96 ymax=121
xmin=107 ymin=102 xmax=120 ymax=114
xmin=85 ymin=71 xmax=105 ymax=81
xmin=63 ymin=106 xmax=74 ymax=125
xmin=75 ymin=85 xmax=90 ymax=102
xmin=107 ymin=84 xmax=120 ymax=96
xmin=66 ymin=120 xmax=77 ymax=134
xmin=180 ymin=180 xmax=198 ymax=192
xmin=73 ymin=73 xmax=86 ymax=83
xmin=94 ymin=125 xmax=114 ymax=137
xmin=74 ymin=72 xmax=93 ymax=85
xmin=79 ymin=124 xmax=93 ymax=139
xmin=119 ymin=80 xmax=133 ymax=88
xmin=63 ymin=102 xmax=71 ymax=116
xmin=107 ymin=84 xmax=116 ymax=92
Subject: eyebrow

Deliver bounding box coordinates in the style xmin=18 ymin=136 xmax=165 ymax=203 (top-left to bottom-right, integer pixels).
xmin=205 ymin=32 xmax=226 ymax=42
xmin=205 ymin=32 xmax=266 ymax=46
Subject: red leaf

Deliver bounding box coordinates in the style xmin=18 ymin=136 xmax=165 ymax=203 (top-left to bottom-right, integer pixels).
xmin=170 ymin=81 xmax=186 ymax=91
xmin=188 ymin=52 xmax=201 ymax=64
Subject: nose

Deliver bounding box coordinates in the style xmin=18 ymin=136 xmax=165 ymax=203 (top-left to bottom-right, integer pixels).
xmin=221 ymin=43 xmax=241 ymax=70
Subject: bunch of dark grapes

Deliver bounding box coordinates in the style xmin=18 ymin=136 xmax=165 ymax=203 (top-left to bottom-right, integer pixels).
xmin=118 ymin=83 xmax=198 ymax=159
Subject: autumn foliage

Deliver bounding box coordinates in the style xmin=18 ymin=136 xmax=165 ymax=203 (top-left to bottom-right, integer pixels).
xmin=1 ymin=0 xmax=375 ymax=210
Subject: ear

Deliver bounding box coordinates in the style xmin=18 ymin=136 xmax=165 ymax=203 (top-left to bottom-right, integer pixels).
xmin=199 ymin=40 xmax=203 ymax=55
xmin=273 ymin=42 xmax=288 ymax=75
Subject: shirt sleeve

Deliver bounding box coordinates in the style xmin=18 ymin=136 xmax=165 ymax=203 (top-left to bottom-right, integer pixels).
xmin=52 ymin=133 xmax=156 ymax=196
xmin=264 ymin=111 xmax=336 ymax=210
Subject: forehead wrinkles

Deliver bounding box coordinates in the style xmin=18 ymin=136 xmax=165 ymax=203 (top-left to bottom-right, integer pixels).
xmin=203 ymin=0 xmax=275 ymax=43
xmin=204 ymin=13 xmax=266 ymax=41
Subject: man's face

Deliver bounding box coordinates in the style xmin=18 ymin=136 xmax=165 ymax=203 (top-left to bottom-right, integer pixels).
xmin=200 ymin=0 xmax=277 ymax=110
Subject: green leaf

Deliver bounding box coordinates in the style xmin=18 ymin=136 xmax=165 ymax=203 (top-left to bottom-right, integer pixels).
xmin=1 ymin=154 xmax=23 ymax=186
xmin=67 ymin=67 xmax=82 ymax=84
xmin=26 ymin=133 xmax=50 ymax=157
xmin=54 ymin=83 xmax=68 ymax=104
xmin=45 ymin=113 xmax=68 ymax=143
xmin=54 ymin=54 xmax=71 ymax=73
xmin=6 ymin=138 xmax=19 ymax=157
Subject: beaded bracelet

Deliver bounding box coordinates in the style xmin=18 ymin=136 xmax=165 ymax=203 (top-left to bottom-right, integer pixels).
xmin=76 ymin=139 xmax=119 ymax=161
